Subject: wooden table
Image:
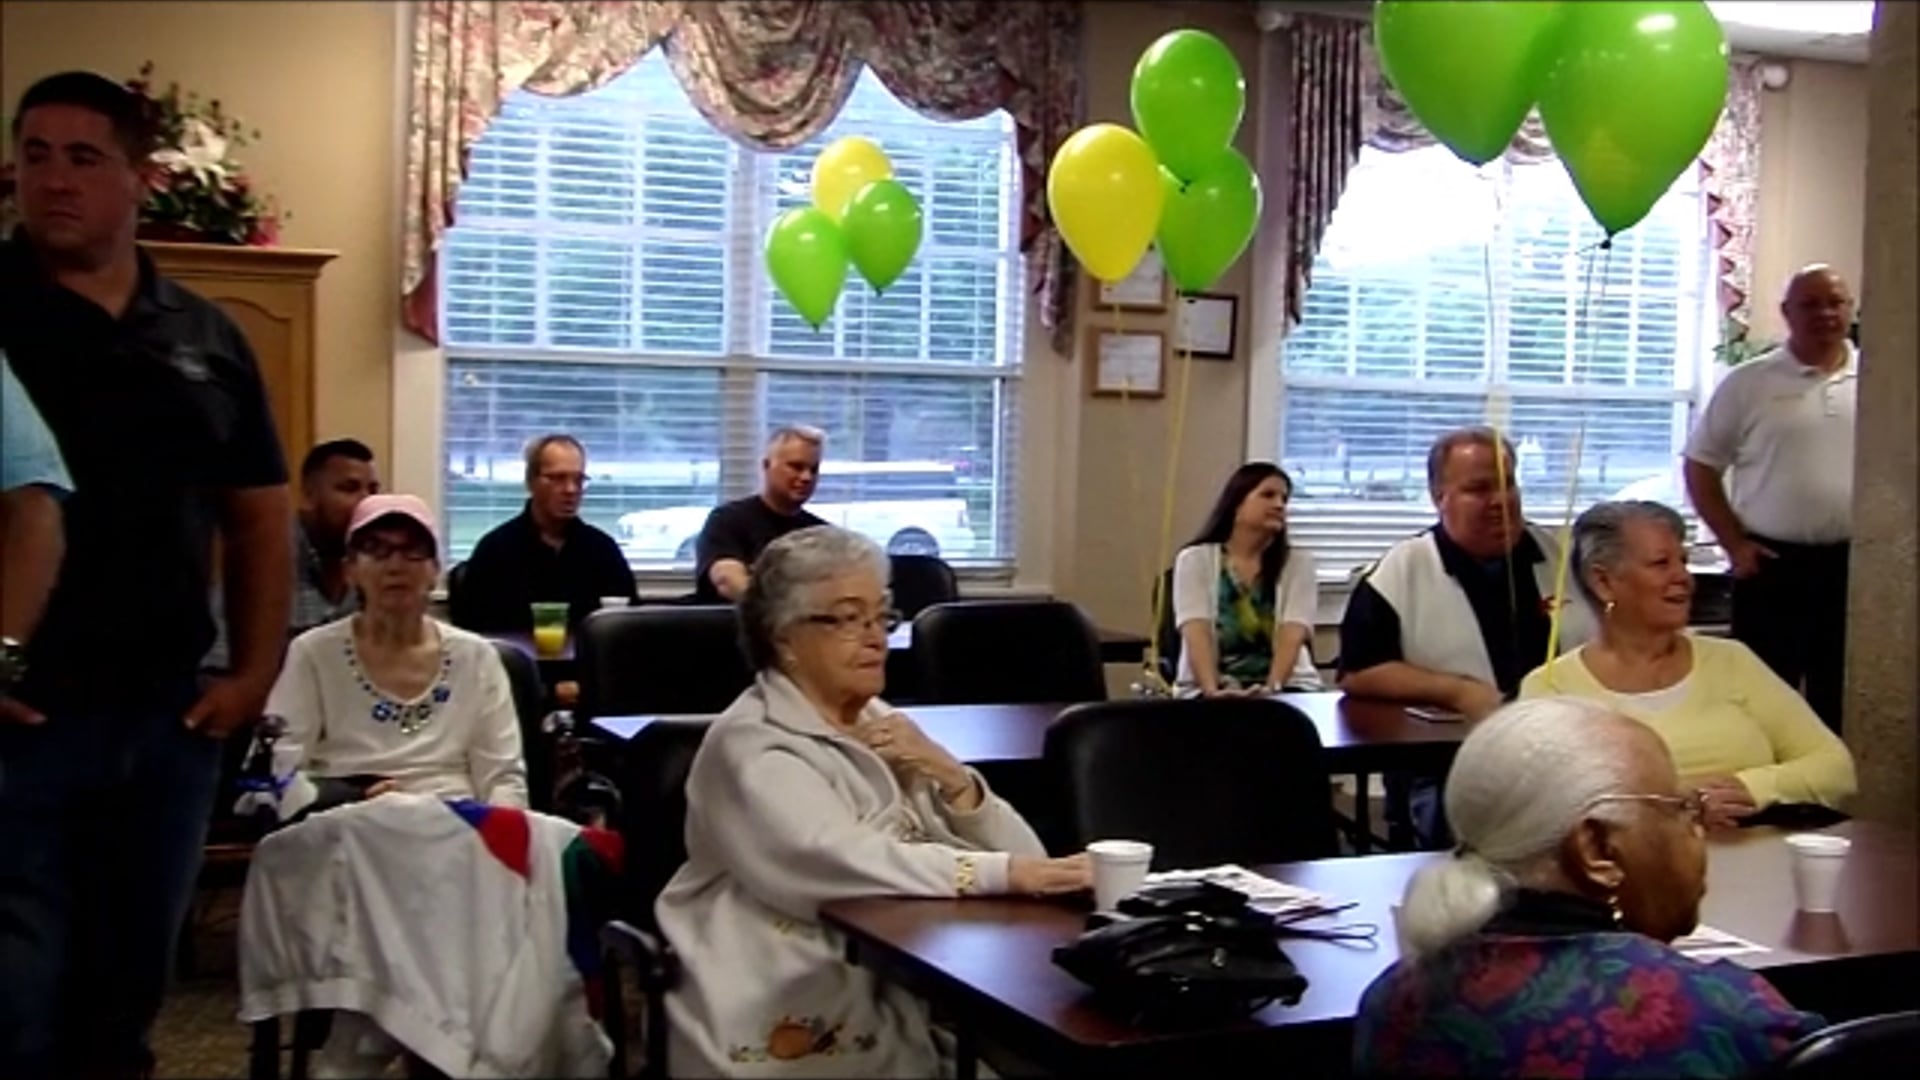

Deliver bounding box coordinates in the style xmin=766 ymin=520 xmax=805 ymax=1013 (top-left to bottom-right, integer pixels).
xmin=591 ymin=693 xmax=1462 ymax=774
xmin=593 ymin=694 xmax=1463 ymax=852
xmin=494 ymin=624 xmax=1154 ymax=694
xmin=821 ymin=821 xmax=1919 ymax=1076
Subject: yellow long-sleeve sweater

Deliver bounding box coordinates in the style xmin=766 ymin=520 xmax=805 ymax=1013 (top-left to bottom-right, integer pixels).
xmin=1519 ymin=635 xmax=1857 ymax=811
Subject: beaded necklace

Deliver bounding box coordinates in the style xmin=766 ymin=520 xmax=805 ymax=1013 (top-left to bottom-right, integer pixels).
xmin=344 ymin=624 xmax=454 ymax=736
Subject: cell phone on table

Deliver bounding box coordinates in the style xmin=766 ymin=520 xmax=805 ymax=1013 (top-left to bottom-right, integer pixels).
xmin=1406 ymin=705 xmax=1466 ymax=724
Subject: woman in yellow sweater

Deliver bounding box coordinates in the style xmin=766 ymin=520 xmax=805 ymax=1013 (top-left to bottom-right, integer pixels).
xmin=1520 ymin=500 xmax=1855 ymax=828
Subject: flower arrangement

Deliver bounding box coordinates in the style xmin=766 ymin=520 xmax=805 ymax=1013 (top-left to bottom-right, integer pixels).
xmin=1712 ymin=315 xmax=1775 ymax=367
xmin=0 ymin=64 xmax=285 ymax=246
xmin=129 ymin=63 xmax=285 ymax=246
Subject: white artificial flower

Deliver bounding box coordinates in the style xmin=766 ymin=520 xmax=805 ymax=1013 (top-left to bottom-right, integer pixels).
xmin=152 ymin=117 xmax=229 ymax=186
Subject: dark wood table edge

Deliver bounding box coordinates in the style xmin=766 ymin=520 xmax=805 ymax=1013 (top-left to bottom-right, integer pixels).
xmin=833 ymin=902 xmax=1357 ymax=1077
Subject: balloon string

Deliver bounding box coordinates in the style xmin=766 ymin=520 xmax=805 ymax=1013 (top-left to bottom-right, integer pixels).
xmin=1543 ymin=237 xmax=1616 ymax=689
xmin=1145 ymin=340 xmax=1196 ymax=695
xmin=1111 ymin=303 xmax=1158 ymax=677
xmin=1483 ymin=176 xmax=1519 ymax=640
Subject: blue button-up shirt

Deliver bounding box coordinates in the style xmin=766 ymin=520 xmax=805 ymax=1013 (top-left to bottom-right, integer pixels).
xmin=1 ymin=353 xmax=70 ymax=495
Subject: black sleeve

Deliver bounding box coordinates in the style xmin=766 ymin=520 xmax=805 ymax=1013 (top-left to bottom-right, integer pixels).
xmin=598 ymin=530 xmax=638 ymax=601
xmin=211 ymin=315 xmax=290 ymax=489
xmin=693 ymin=503 xmax=751 ymax=593
xmin=1336 ymin=577 xmax=1405 ymax=677
xmin=450 ymin=530 xmax=526 ymax=634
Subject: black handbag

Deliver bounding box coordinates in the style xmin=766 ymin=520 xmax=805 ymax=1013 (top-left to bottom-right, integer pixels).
xmin=1051 ymin=905 xmax=1309 ymax=1023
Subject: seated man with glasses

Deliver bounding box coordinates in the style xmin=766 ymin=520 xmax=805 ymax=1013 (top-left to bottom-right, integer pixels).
xmin=450 ymin=433 xmax=637 ymax=635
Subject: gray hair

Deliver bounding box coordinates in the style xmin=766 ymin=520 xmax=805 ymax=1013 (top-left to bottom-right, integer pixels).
xmin=523 ymin=433 xmax=586 ymax=485
xmin=1571 ymin=500 xmax=1688 ymax=608
xmin=764 ymin=425 xmax=826 ymax=456
xmin=1426 ymin=426 xmax=1518 ymax=501
xmin=1395 ymin=697 xmax=1643 ymax=960
xmin=738 ymin=525 xmax=889 ymax=671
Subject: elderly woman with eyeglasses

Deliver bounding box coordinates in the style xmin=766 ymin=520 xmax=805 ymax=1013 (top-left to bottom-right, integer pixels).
xmin=249 ymin=494 xmax=528 ymax=822
xmin=1521 ymin=500 xmax=1854 ymax=828
xmin=655 ymin=525 xmax=1090 ymax=1078
xmin=1354 ymin=697 xmax=1826 ymax=1078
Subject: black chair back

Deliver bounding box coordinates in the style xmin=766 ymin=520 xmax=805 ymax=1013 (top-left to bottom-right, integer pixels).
xmin=1771 ymin=1012 xmax=1920 ymax=1077
xmin=576 ymin=605 xmax=753 ymax=719
xmin=490 ymin=639 xmax=553 ymax=812
xmin=911 ymin=599 xmax=1106 ymax=705
xmin=445 ymin=560 xmax=468 ymax=612
xmin=1044 ymin=697 xmax=1339 ymax=869
xmin=614 ymin=718 xmax=713 ymax=926
xmin=890 ymin=553 xmax=959 ymax=618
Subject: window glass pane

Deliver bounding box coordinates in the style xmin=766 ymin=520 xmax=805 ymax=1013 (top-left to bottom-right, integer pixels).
xmin=439 ymin=58 xmax=1024 ymax=570
xmin=763 ymin=371 xmax=1005 ymax=562
xmin=443 ymin=359 xmax=724 ymax=565
xmin=1278 ymin=144 xmax=1710 ymax=581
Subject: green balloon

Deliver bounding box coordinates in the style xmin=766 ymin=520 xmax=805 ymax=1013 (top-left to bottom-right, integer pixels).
xmin=1131 ymin=29 xmax=1246 ymax=183
xmin=843 ymin=179 xmax=922 ymax=294
xmin=1536 ymin=1 xmax=1728 ymax=235
xmin=1374 ymin=1 xmax=1565 ymax=167
xmin=1156 ymin=150 xmax=1262 ymax=294
xmin=765 ymin=207 xmax=848 ymax=330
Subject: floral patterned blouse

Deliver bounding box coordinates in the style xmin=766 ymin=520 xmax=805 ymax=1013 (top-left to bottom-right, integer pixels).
xmin=1353 ymin=891 xmax=1826 ymax=1078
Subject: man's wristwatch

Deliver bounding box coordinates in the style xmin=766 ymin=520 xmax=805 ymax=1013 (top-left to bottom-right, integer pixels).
xmin=0 ymin=637 xmax=26 ymax=694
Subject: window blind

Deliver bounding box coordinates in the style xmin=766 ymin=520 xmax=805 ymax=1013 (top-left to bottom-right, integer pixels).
xmin=1278 ymin=145 xmax=1715 ymax=583
xmin=441 ymin=56 xmax=1025 ymax=572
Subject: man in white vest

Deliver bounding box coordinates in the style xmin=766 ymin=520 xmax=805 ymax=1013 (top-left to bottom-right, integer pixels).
xmin=1337 ymin=426 xmax=1595 ymax=846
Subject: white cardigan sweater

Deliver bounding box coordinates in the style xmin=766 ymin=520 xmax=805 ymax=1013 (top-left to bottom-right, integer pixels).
xmin=1171 ymin=541 xmax=1322 ymax=689
xmin=655 ymin=671 xmax=1048 ymax=1078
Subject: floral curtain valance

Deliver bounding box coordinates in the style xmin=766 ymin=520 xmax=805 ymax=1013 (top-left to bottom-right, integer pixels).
xmin=403 ymin=0 xmax=1082 ymax=347
xmin=1280 ymin=13 xmax=1763 ymax=333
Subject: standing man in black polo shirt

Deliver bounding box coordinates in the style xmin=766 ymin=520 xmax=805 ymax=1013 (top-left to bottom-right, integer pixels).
xmin=0 ymin=73 xmax=292 ymax=1079
xmin=694 ymin=425 xmax=828 ymax=602
xmin=450 ymin=432 xmax=636 ymax=633
xmin=1336 ymin=427 xmax=1594 ymax=846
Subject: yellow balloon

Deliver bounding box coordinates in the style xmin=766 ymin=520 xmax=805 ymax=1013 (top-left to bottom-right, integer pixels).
xmin=812 ymin=136 xmax=894 ymax=222
xmin=1047 ymin=124 xmax=1166 ymax=283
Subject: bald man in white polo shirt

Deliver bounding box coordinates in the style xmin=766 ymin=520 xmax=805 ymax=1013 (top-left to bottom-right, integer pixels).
xmin=1683 ymin=265 xmax=1857 ymax=733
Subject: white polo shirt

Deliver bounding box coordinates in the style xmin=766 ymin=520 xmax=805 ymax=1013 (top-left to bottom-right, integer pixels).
xmin=1684 ymin=344 xmax=1857 ymax=544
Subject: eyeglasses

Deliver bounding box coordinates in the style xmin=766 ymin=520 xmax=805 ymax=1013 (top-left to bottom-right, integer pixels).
xmin=803 ymin=608 xmax=902 ymax=640
xmin=353 ymin=542 xmax=435 ymax=563
xmin=538 ymin=471 xmax=589 ymax=489
xmin=1586 ymin=791 xmax=1709 ymax=828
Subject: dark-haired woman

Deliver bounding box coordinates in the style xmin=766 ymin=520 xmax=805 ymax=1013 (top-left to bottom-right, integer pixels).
xmin=1172 ymin=462 xmax=1321 ymax=695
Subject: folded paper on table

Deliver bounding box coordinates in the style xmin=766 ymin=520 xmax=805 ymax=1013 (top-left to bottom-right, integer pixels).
xmin=1144 ymin=864 xmax=1334 ymax=917
xmin=1672 ymin=924 xmax=1770 ymax=960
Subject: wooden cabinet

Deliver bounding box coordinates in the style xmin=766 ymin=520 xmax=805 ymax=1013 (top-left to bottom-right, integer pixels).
xmin=140 ymin=242 xmax=338 ymax=469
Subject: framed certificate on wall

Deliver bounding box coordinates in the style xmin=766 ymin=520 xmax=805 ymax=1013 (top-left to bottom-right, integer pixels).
xmin=1088 ymin=329 xmax=1167 ymax=398
xmin=1174 ymin=292 xmax=1238 ymax=360
xmin=1092 ymin=249 xmax=1169 ymax=311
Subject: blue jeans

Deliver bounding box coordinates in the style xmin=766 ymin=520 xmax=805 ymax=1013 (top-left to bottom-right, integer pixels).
xmin=0 ymin=682 xmax=221 ymax=1079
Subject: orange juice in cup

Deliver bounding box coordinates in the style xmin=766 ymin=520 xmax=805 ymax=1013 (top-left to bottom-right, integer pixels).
xmin=531 ymin=602 xmax=570 ymax=658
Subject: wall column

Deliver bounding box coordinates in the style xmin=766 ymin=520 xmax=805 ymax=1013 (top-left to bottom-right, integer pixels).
xmin=1843 ymin=0 xmax=1918 ymax=825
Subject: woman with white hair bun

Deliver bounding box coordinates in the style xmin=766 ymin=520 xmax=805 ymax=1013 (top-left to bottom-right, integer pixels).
xmin=1354 ymin=697 xmax=1825 ymax=1078
xmin=655 ymin=525 xmax=1092 ymax=1078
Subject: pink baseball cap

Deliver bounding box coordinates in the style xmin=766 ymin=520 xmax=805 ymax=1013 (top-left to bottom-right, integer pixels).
xmin=346 ymin=493 xmax=440 ymax=549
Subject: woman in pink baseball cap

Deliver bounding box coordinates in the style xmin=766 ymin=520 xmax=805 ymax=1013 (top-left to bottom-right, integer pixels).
xmin=244 ymin=493 xmax=528 ymax=823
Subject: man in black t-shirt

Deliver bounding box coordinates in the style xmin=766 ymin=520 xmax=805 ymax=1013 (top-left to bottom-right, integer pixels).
xmin=451 ymin=433 xmax=637 ymax=633
xmin=694 ymin=425 xmax=827 ymax=602
xmin=1 ymin=73 xmax=293 ymax=1079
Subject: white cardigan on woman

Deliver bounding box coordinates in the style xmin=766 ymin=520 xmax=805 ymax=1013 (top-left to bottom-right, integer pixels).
xmin=1171 ymin=542 xmax=1322 ymax=690
xmin=655 ymin=671 xmax=1047 ymax=1078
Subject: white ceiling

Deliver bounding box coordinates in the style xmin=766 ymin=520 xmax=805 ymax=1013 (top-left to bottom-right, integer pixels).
xmin=1254 ymin=2 xmax=1873 ymax=65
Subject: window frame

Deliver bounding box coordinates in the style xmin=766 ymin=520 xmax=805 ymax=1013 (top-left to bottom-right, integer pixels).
xmin=437 ymin=61 xmax=1029 ymax=578
xmin=1275 ymin=146 xmax=1720 ymax=587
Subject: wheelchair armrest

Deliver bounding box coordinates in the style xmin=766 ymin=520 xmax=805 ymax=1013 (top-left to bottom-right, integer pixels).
xmin=602 ymin=919 xmax=678 ymax=992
